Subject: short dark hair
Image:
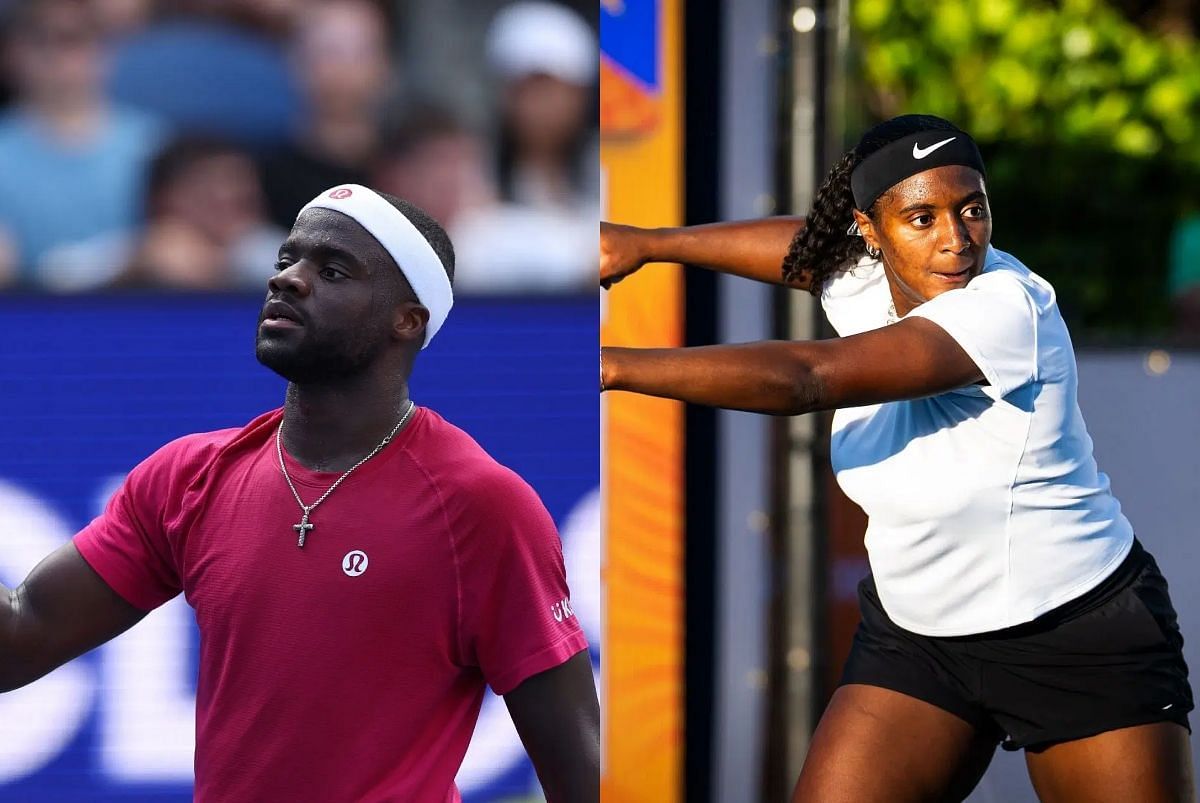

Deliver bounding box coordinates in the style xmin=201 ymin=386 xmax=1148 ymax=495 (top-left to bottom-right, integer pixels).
xmin=376 ymin=191 xmax=455 ymax=285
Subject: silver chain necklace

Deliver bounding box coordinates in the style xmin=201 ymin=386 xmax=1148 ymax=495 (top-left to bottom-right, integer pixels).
xmin=276 ymin=400 xmax=416 ymax=548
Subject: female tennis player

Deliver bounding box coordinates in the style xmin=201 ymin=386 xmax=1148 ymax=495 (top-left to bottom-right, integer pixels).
xmin=601 ymin=114 xmax=1194 ymax=802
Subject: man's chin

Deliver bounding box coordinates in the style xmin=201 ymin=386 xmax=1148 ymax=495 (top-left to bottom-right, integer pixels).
xmin=255 ymin=338 xmax=375 ymax=385
xmin=255 ymin=340 xmax=311 ymax=383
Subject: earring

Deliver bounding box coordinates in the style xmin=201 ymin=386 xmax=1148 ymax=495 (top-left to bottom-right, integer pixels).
xmin=846 ymin=220 xmax=861 ymax=236
xmin=865 ymin=244 xmax=881 ymax=260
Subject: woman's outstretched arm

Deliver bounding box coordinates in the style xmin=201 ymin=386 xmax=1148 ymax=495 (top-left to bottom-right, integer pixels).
xmin=601 ymin=317 xmax=984 ymax=415
xmin=601 ymin=218 xmax=811 ymax=290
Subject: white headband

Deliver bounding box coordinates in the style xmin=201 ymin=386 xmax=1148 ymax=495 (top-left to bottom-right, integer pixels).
xmin=298 ymin=184 xmax=453 ymax=348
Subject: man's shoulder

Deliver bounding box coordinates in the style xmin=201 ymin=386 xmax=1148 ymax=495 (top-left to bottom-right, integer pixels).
xmin=403 ymin=408 xmax=537 ymax=507
xmin=137 ymin=410 xmax=279 ymax=484
xmin=393 ymin=410 xmax=559 ymax=556
xmin=153 ymin=428 xmax=241 ymax=465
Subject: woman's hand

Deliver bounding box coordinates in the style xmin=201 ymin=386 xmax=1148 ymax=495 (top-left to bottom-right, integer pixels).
xmin=600 ymin=222 xmax=652 ymax=289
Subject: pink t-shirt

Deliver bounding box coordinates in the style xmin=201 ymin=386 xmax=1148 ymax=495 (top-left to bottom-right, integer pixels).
xmin=74 ymin=406 xmax=588 ymax=802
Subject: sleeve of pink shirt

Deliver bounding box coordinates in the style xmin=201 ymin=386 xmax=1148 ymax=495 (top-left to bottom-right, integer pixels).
xmin=73 ymin=439 xmax=189 ymax=612
xmin=455 ymin=465 xmax=589 ymax=696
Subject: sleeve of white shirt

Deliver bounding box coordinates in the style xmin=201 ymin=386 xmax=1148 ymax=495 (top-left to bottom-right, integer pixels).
xmin=907 ymin=272 xmax=1038 ymax=397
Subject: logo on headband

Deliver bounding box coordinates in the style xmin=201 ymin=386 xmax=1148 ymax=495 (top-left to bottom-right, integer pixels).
xmin=912 ymin=137 xmax=956 ymax=160
xmin=328 ymin=188 xmax=353 ymax=199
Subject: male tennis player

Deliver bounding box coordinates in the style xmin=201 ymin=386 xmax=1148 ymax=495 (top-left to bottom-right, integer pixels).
xmin=0 ymin=185 xmax=598 ymax=802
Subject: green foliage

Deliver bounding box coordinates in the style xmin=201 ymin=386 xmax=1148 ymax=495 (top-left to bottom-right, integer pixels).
xmin=851 ymin=0 xmax=1200 ymax=336
xmin=979 ymin=142 xmax=1197 ymax=335
xmin=853 ymin=0 xmax=1200 ymax=158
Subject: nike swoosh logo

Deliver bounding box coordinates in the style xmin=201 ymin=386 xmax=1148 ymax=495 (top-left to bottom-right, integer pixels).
xmin=912 ymin=137 xmax=957 ymax=159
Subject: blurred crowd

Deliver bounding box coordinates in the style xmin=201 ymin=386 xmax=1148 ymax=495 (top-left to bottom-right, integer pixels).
xmin=0 ymin=0 xmax=598 ymax=294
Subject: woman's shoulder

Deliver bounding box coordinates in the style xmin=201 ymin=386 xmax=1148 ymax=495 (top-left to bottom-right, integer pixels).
xmin=821 ymin=254 xmax=885 ymax=299
xmin=819 ymin=255 xmax=890 ymax=337
xmin=970 ymin=247 xmax=1057 ymax=314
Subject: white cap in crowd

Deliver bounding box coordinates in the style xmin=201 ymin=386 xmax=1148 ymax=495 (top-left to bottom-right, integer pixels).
xmin=485 ymin=2 xmax=597 ymax=87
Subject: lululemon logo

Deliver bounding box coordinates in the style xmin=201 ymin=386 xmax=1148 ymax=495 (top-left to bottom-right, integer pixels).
xmin=342 ymin=550 xmax=368 ymax=576
xmin=551 ymin=598 xmax=575 ymax=623
xmin=329 ymin=188 xmax=353 ymax=199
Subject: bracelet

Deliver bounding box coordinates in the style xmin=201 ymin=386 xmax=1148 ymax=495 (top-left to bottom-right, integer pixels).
xmin=599 ymin=349 xmax=605 ymax=392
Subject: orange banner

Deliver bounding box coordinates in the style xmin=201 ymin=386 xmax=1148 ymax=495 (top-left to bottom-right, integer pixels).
xmin=600 ymin=0 xmax=683 ymax=800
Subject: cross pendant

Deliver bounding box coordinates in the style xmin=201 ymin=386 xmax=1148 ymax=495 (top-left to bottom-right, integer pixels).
xmin=293 ymin=512 xmax=314 ymax=548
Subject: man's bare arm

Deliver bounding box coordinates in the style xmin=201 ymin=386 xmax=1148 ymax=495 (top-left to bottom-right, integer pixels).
xmin=1 ymin=542 xmax=146 ymax=692
xmin=504 ymin=650 xmax=599 ymax=803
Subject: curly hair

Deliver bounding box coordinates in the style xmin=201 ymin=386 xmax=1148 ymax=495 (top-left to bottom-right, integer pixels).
xmin=782 ymin=114 xmax=963 ymax=293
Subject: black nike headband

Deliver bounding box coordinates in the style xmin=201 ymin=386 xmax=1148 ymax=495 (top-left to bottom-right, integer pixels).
xmin=850 ymin=130 xmax=987 ymax=211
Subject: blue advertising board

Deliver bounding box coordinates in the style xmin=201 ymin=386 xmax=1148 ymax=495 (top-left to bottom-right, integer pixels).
xmin=601 ymin=0 xmax=659 ymax=90
xmin=0 ymin=292 xmax=599 ymax=802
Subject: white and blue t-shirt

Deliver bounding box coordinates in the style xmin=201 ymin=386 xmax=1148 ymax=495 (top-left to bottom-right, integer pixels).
xmin=822 ymin=246 xmax=1134 ymax=637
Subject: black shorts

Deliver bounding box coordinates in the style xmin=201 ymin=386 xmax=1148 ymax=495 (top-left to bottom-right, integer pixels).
xmin=840 ymin=539 xmax=1194 ymax=751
